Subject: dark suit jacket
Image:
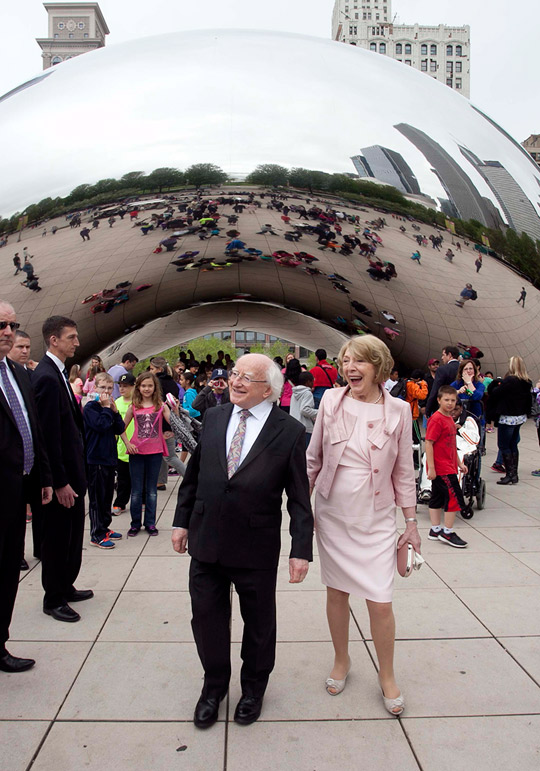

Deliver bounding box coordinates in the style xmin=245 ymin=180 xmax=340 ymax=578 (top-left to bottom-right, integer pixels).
xmin=0 ymin=358 xmax=52 ymax=507
xmin=426 ymin=359 xmax=460 ymax=416
xmin=173 ymin=403 xmax=313 ymax=570
xmin=32 ymin=354 xmax=87 ymax=495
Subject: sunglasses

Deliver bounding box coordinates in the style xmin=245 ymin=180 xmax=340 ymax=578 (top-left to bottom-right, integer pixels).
xmin=0 ymin=321 xmax=20 ymax=331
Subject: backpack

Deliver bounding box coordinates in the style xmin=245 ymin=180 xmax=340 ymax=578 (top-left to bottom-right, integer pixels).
xmin=470 ymin=290 xmax=478 ymax=301
xmin=390 ymin=378 xmax=407 ymax=400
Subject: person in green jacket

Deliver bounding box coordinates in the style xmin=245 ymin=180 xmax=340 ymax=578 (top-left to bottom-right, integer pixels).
xmin=113 ymin=373 xmax=135 ymax=514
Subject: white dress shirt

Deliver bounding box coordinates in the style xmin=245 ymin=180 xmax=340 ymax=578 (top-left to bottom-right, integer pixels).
xmin=225 ymin=400 xmax=273 ymax=466
xmin=0 ymin=355 xmax=33 ymax=439
xmin=46 ymin=350 xmax=74 ymax=398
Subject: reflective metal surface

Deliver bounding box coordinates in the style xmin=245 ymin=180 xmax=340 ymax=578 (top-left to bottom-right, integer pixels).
xmin=1 ymin=29 xmax=540 ymax=239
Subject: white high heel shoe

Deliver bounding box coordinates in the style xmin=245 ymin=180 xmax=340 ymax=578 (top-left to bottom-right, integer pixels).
xmin=325 ymin=657 xmax=351 ymax=696
xmin=379 ymin=676 xmax=405 ymax=716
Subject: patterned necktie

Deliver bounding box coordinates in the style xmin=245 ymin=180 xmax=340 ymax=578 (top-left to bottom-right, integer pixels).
xmin=227 ymin=409 xmax=251 ymax=478
xmin=0 ymin=360 xmax=34 ymax=473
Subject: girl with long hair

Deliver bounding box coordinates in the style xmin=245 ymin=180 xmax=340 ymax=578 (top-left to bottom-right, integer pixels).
xmin=121 ymin=372 xmax=173 ymax=536
xmin=451 ymin=359 xmax=485 ymax=419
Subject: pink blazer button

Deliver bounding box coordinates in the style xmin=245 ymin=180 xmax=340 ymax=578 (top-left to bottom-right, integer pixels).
xmin=368 ymin=423 xmax=374 ymax=428
xmin=374 ymin=469 xmax=379 ymax=473
xmin=375 ymin=491 xmax=380 ymax=495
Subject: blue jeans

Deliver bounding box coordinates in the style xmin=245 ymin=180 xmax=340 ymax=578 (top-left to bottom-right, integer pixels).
xmin=497 ymin=424 xmax=522 ymax=455
xmin=129 ymin=453 xmax=163 ymax=528
xmin=313 ymin=386 xmax=330 ymax=408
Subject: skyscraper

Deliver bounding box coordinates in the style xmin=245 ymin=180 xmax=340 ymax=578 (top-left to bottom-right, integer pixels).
xmin=36 ymin=2 xmax=109 ymax=70
xmin=332 ymin=0 xmax=470 ymax=98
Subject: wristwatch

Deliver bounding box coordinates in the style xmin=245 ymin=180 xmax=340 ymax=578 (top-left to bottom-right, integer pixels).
xmin=404 ymin=517 xmax=418 ymax=523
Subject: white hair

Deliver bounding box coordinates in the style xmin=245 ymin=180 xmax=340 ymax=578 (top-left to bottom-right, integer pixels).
xmin=264 ymin=360 xmax=285 ymax=402
xmin=0 ymin=300 xmax=15 ymax=314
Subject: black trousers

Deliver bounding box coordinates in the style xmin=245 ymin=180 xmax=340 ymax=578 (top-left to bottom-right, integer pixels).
xmin=0 ymin=477 xmax=31 ymax=652
xmin=189 ymin=558 xmax=277 ymax=700
xmin=87 ymin=464 xmax=115 ymax=542
xmin=41 ymin=494 xmax=85 ymax=609
xmin=114 ymin=460 xmax=131 ymax=509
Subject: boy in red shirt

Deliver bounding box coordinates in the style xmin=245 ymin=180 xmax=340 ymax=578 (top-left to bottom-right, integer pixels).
xmin=425 ymin=386 xmax=468 ymax=548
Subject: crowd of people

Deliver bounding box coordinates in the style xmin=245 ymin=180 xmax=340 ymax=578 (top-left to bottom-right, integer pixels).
xmin=1 ymin=297 xmax=537 ymax=732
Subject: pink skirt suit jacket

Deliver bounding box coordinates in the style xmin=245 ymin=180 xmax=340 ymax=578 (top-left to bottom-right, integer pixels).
xmin=306 ymin=386 xmax=417 ymax=601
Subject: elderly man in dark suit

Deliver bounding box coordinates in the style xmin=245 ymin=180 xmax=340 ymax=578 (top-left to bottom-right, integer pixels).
xmin=425 ymin=345 xmax=461 ymax=417
xmin=172 ymin=353 xmax=313 ymax=729
xmin=0 ymin=301 xmax=52 ymax=672
xmin=33 ymin=316 xmax=91 ymax=623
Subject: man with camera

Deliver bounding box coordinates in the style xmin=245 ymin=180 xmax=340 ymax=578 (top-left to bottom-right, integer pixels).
xmin=192 ymin=368 xmax=230 ymax=417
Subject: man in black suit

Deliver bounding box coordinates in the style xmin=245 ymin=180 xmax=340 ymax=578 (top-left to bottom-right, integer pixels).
xmin=172 ymin=353 xmax=313 ymax=728
xmin=425 ymin=345 xmax=460 ymax=417
xmin=33 ymin=316 xmax=91 ymax=623
xmin=0 ymin=301 xmax=52 ymax=673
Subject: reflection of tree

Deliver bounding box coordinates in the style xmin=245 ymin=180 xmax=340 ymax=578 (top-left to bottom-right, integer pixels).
xmin=146 ymin=167 xmax=185 ymax=193
xmin=246 ymin=164 xmax=289 ymax=187
xmin=185 ymin=164 xmax=227 ymax=188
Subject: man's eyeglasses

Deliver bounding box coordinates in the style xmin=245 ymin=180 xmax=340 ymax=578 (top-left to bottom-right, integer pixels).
xmin=229 ymin=369 xmax=267 ymax=385
xmin=0 ymin=321 xmax=20 ymax=331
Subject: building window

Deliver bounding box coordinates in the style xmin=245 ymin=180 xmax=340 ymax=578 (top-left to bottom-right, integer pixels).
xmin=456 ymin=79 xmax=462 ymax=90
xmin=395 ymin=43 xmax=402 ymax=54
xmin=84 ymin=32 xmax=89 ymax=38
xmin=51 ymin=56 xmax=63 ymax=65
xmin=430 ymin=44 xmax=437 ymax=55
xmin=456 ymin=45 xmax=463 ymax=56
xmin=421 ymin=44 xmax=427 ymax=55
xmin=380 ymin=42 xmax=386 ymax=54
xmin=370 ymin=42 xmax=377 ymax=51
xmin=405 ymin=43 xmax=412 ymax=54
xmin=447 ymin=44 xmax=453 ymax=57
xmin=57 ymin=22 xmax=65 ymax=29
xmin=446 ymin=77 xmax=453 ymax=87
xmin=78 ymin=22 xmax=85 ymax=29
xmin=446 ymin=61 xmax=453 ymax=72
xmin=68 ymin=33 xmax=74 ymax=38
xmin=421 ymin=60 xmax=427 ymax=71
xmin=376 ymin=13 xmax=380 ymax=20
xmin=54 ymin=33 xmax=59 ymax=38
xmin=405 ymin=59 xmax=412 ymax=66
xmin=455 ymin=61 xmax=462 ymax=73
xmin=430 ymin=60 xmax=437 ymax=72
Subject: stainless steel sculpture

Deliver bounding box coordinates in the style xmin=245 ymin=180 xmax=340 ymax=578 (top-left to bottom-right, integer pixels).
xmin=0 ymin=30 xmax=538 ymax=371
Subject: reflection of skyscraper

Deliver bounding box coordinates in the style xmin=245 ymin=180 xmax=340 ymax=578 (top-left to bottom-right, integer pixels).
xmin=351 ymin=146 xmax=420 ymax=194
xmin=351 ymin=155 xmax=373 ymax=178
xmin=460 ymin=147 xmax=540 ymax=240
xmin=395 ymin=123 xmax=498 ymax=227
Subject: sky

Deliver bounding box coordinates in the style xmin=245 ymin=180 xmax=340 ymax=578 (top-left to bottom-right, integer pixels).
xmin=0 ymin=0 xmax=537 ymax=142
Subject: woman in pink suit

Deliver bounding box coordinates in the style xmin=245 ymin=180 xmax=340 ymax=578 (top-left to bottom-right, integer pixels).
xmin=307 ymin=336 xmax=420 ymax=716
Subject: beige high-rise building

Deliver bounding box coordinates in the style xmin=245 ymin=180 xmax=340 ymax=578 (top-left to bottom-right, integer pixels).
xmin=36 ymin=2 xmax=109 ymax=70
xmin=331 ymin=0 xmax=470 ymax=98
xmin=522 ymin=135 xmax=540 ymax=167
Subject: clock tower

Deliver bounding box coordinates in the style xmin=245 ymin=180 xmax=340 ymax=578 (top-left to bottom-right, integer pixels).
xmin=36 ymin=2 xmax=109 ymax=70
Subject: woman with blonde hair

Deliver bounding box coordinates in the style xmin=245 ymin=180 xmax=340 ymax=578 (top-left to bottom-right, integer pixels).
xmin=488 ymin=355 xmax=532 ymax=485
xmin=307 ymin=335 xmax=419 ymax=716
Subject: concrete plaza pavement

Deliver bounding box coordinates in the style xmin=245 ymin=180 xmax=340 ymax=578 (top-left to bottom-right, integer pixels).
xmin=2 ymin=427 xmax=540 ymax=770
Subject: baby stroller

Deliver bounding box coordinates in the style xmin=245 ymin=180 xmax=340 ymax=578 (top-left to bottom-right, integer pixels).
xmin=416 ymin=404 xmax=486 ymax=518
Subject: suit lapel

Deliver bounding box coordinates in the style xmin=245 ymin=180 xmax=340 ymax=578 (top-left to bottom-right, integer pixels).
xmin=216 ymin=403 xmax=234 ymax=475
xmin=235 ymin=405 xmax=286 ymax=475
xmin=44 ymin=355 xmax=81 ymax=425
xmin=0 ymin=359 xmax=29 ymax=432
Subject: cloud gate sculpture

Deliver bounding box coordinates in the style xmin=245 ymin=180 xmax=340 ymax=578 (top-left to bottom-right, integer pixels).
xmin=0 ymin=30 xmax=539 ymax=372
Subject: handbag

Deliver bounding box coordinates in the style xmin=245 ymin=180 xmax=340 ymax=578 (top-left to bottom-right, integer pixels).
xmin=397 ymin=540 xmax=425 ymax=578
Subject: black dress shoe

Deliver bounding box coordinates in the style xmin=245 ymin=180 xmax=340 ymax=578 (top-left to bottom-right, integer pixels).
xmin=20 ymin=559 xmax=29 ymax=571
xmin=194 ymin=694 xmax=225 ymax=729
xmin=43 ymin=604 xmax=81 ymax=622
xmin=67 ymin=589 xmax=94 ymax=602
xmin=0 ymin=652 xmax=35 ymax=673
xmin=234 ymin=695 xmax=263 ymax=725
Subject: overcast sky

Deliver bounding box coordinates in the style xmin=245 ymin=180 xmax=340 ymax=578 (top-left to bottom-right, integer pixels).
xmin=1 ymin=0 xmax=537 ymax=142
